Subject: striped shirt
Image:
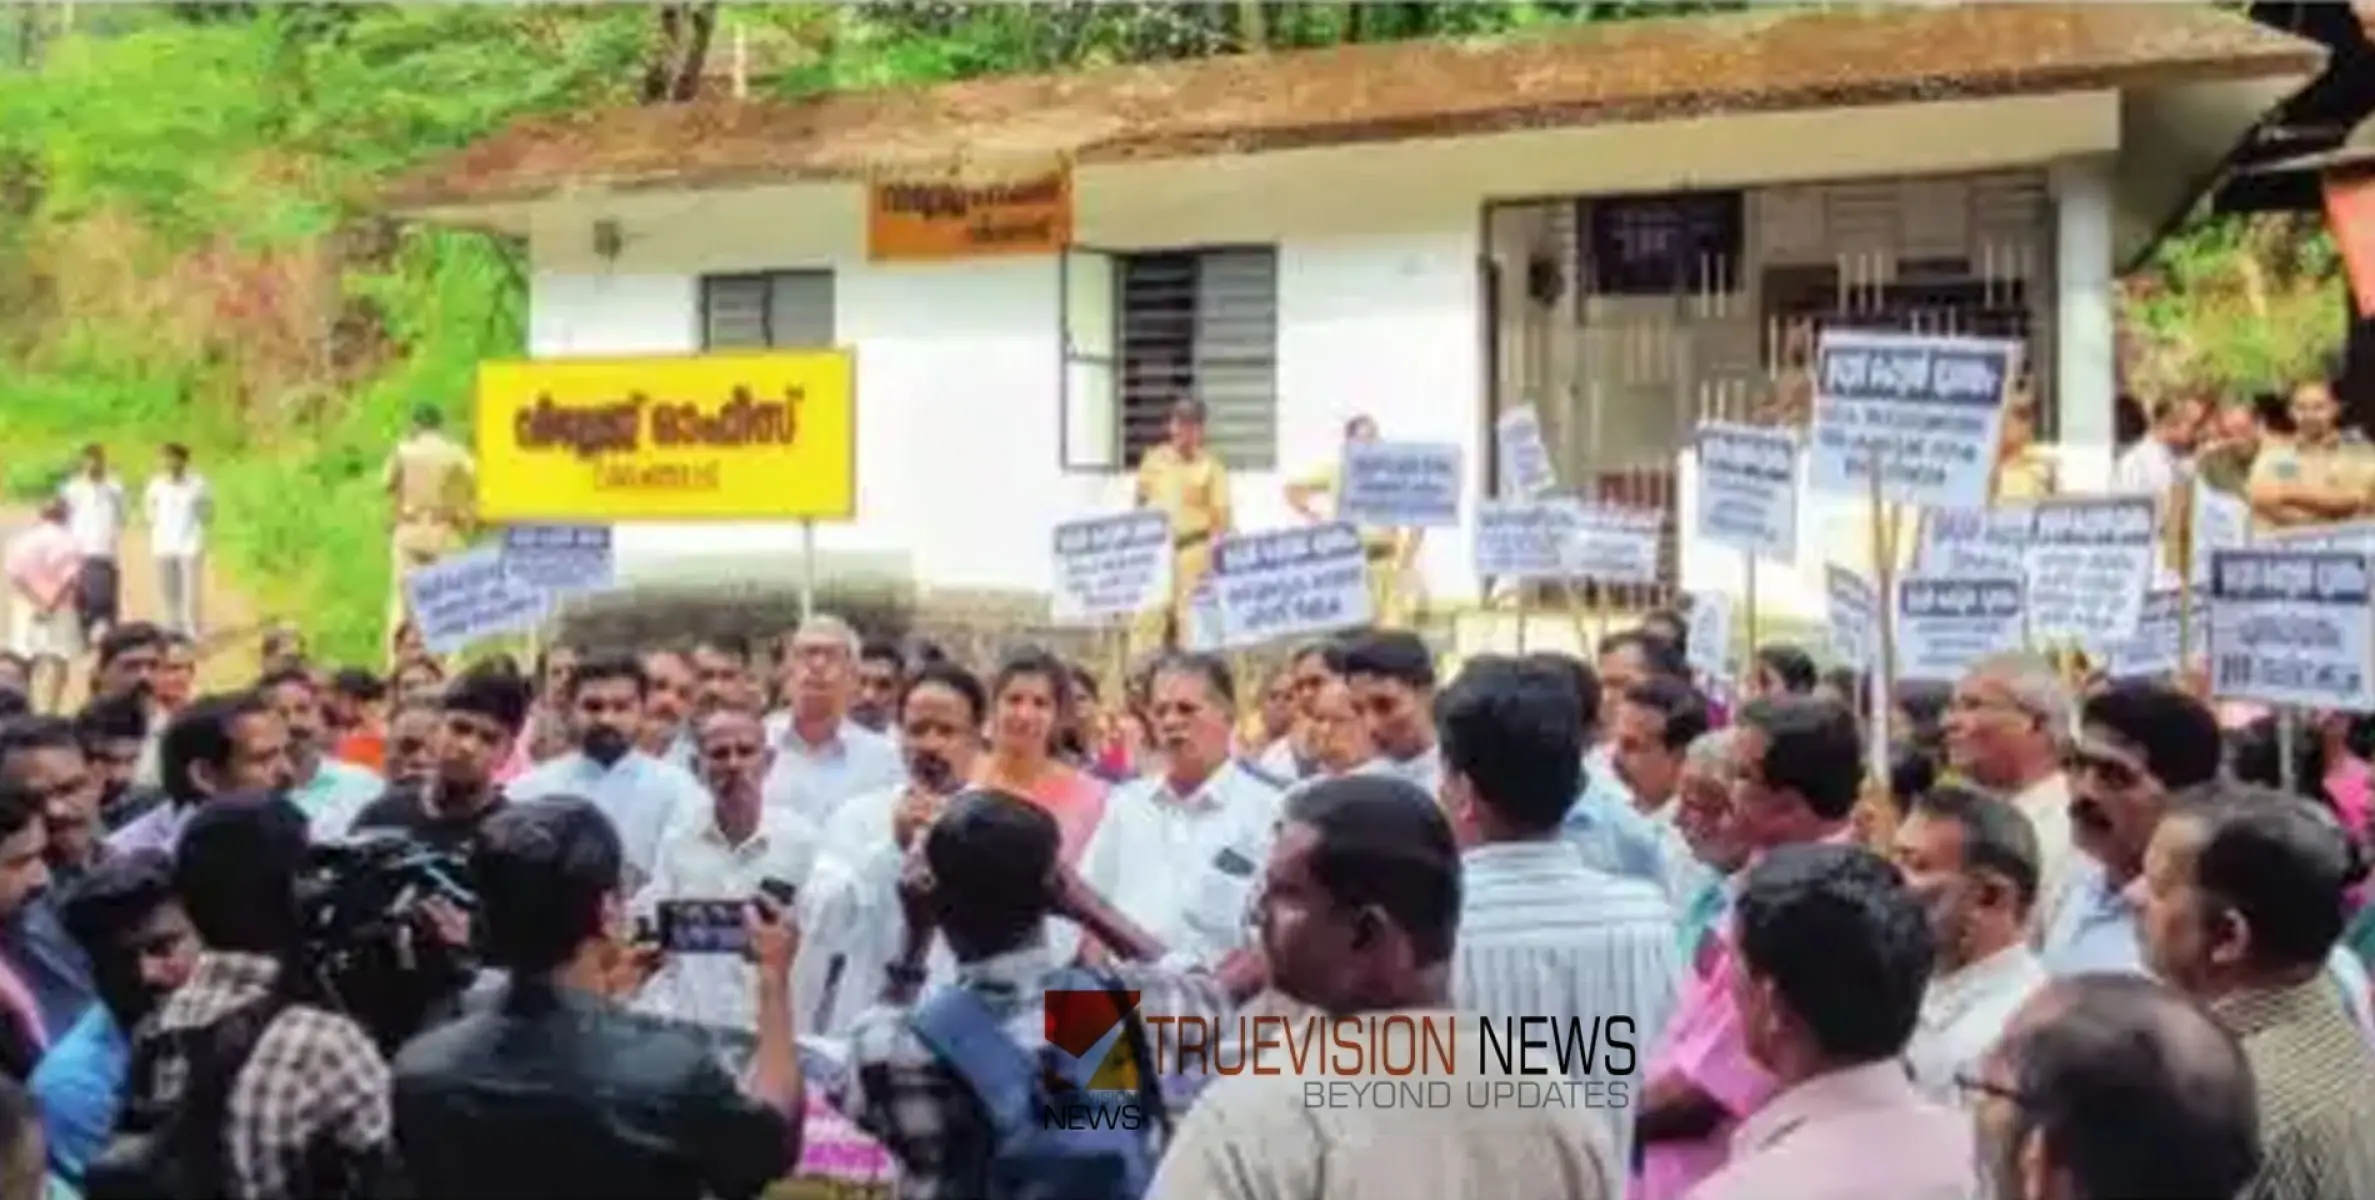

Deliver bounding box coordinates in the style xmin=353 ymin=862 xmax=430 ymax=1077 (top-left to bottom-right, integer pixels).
xmin=2215 ymin=977 xmax=2375 ymax=1200
xmin=1453 ymin=839 xmax=1682 ymax=1172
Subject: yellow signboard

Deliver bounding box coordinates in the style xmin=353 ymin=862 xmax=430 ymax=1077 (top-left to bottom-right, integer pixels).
xmin=867 ymin=172 xmax=1072 ymax=262
xmin=474 ymin=351 xmax=855 ymax=522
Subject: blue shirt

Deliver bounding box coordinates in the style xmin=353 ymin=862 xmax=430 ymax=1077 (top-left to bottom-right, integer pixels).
xmin=508 ymin=751 xmax=711 ymax=886
xmin=27 ymin=1007 xmax=125 ymax=1183
xmin=1560 ymin=745 xmax=1668 ymax=889
xmin=2044 ymin=862 xmax=2375 ymax=1039
xmin=1 ymin=899 xmax=91 ymax=1044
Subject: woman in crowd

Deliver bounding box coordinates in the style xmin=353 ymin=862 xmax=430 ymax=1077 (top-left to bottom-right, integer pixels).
xmin=973 ymin=647 xmax=1107 ymax=866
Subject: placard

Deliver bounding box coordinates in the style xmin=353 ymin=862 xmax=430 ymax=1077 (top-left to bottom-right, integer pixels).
xmin=2189 ymin=486 xmax=2250 ymax=585
xmin=1916 ymin=506 xmax=2034 ymax=577
xmin=2209 ymin=548 xmax=2375 ymax=711
xmin=1686 ymin=592 xmax=1736 ymax=683
xmin=1473 ymin=499 xmax=1573 ymax=579
xmin=1693 ymin=421 xmax=1801 ymax=561
xmin=1337 ymin=441 xmax=1464 ymax=528
xmin=1806 ymin=329 xmax=2016 ymax=509
xmin=2024 ymin=496 xmax=2156 ymax=649
xmin=1495 ymin=407 xmax=1558 ymax=499
xmin=1896 ymin=576 xmax=2026 ymax=683
xmin=1566 ymin=504 xmax=1663 ymax=585
xmin=1050 ymin=510 xmax=1173 ymax=625
xmin=403 ymin=545 xmax=549 ymax=655
xmin=500 ymin=524 xmax=615 ymax=596
xmin=2103 ymin=587 xmax=2192 ymax=682
xmin=1826 ymin=565 xmax=1877 ymax=672
xmin=1209 ymin=522 xmax=1373 ymax=649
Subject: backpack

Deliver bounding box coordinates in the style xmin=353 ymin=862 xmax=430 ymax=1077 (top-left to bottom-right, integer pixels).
xmin=907 ymin=969 xmax=1169 ymax=1200
xmin=85 ymin=997 xmax=283 ymax=1200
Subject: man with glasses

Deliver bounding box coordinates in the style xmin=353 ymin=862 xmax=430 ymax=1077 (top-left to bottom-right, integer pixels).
xmin=1943 ymin=654 xmax=2076 ymax=932
xmin=0 ymin=720 xmax=100 ymax=1046
xmin=760 ymin=615 xmax=903 ymax=828
xmin=0 ymin=719 xmax=105 ymax=888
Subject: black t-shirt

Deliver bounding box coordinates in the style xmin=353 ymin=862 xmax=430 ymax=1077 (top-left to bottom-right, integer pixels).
xmin=349 ymin=784 xmax=505 ymax=855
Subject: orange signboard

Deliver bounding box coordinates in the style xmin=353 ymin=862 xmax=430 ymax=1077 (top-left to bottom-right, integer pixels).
xmin=866 ymin=172 xmax=1072 ymax=262
xmin=2324 ymin=171 xmax=2375 ymax=319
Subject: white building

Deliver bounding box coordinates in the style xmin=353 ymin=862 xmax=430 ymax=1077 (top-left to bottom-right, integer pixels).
xmin=391 ymin=4 xmax=2321 ymax=623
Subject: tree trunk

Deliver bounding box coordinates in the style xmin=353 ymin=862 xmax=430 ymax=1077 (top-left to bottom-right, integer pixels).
xmin=1233 ymin=0 xmax=1266 ymax=50
xmin=666 ymin=1 xmax=718 ymax=102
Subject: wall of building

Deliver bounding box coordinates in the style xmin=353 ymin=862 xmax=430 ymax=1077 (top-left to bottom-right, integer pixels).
xmin=515 ymin=90 xmax=2122 ymax=609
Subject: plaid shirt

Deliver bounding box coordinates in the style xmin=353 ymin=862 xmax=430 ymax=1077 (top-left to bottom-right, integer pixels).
xmin=135 ymin=951 xmax=391 ymax=1200
xmin=2218 ymin=977 xmax=2375 ymax=1200
xmin=830 ymin=942 xmax=1231 ymax=1200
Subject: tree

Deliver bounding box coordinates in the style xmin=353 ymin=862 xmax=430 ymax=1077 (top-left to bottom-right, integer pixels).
xmin=641 ymin=1 xmax=718 ymax=104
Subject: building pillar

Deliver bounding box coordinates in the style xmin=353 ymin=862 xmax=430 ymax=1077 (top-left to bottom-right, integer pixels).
xmin=2051 ymin=156 xmax=2118 ymax=493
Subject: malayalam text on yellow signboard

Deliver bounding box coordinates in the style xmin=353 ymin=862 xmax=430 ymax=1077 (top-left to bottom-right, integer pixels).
xmin=867 ymin=172 xmax=1072 ymax=262
xmin=475 ymin=351 xmax=856 ymax=522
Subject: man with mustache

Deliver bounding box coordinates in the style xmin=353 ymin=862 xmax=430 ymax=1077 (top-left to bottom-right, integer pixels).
xmin=2042 ymin=681 xmax=2375 ymax=1042
xmin=1889 ymin=784 xmax=2046 ymax=1108
xmin=508 ymin=654 xmax=711 ymax=891
xmin=256 ymin=667 xmax=384 ymax=842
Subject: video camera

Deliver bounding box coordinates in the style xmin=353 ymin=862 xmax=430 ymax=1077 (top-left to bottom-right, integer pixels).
xmin=298 ymin=829 xmax=478 ymax=1052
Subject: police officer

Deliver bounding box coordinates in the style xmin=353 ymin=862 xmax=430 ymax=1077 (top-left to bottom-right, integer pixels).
xmin=1130 ymin=398 xmax=1232 ymax=658
xmin=2247 ymin=376 xmax=2373 ymax=534
xmin=381 ymin=406 xmax=476 ymax=660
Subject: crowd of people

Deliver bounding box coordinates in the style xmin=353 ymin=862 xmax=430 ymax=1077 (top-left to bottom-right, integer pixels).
xmin=0 ymin=603 xmax=2361 ymax=1200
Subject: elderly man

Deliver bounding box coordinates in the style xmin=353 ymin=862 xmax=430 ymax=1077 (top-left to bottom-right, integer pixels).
xmin=760 ymin=614 xmax=904 ymax=828
xmin=1943 ymin=653 xmax=2077 ymax=930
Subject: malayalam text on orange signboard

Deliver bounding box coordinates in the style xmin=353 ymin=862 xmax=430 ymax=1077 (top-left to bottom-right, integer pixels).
xmin=867 ymin=172 xmax=1072 ymax=262
xmin=475 ymin=351 xmax=856 ymax=522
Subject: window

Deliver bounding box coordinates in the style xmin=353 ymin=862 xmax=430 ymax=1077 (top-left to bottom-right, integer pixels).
xmin=1584 ymin=192 xmax=1745 ymax=296
xmin=1062 ymin=246 xmax=1279 ymax=472
xmin=700 ymin=270 xmax=836 ymax=349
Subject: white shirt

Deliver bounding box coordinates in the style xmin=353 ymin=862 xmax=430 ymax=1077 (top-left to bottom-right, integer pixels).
xmin=631 ymin=803 xmax=822 ymax=1032
xmin=759 ymin=716 xmax=905 ymax=827
xmin=1904 ymin=944 xmax=2047 ymax=1109
xmin=58 ymin=475 xmax=126 ymax=559
xmin=2011 ymin=772 xmax=2078 ymax=937
xmin=2112 ymin=436 xmax=2188 ymax=499
xmin=507 ymin=750 xmax=711 ymax=888
xmin=1365 ymin=743 xmax=1444 ymax=801
xmin=1078 ymin=761 xmax=1285 ymax=965
xmin=143 ymin=472 xmax=211 ymax=558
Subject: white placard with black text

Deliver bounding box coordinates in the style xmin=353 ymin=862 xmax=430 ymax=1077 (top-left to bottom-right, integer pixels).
xmin=1693 ymin=421 xmax=1801 ymax=561
xmin=1050 ymin=509 xmax=1174 ymax=625
xmin=1895 ymin=576 xmax=2026 ymax=683
xmin=2024 ymin=496 xmax=2157 ymax=650
xmin=2209 ymin=548 xmax=2375 ymax=712
xmin=1807 ymin=329 xmax=2017 ymax=510
xmin=1495 ymin=407 xmax=1558 ymax=500
xmin=1209 ymin=522 xmax=1374 ymax=650
xmin=1337 ymin=441 xmax=1463 ymax=528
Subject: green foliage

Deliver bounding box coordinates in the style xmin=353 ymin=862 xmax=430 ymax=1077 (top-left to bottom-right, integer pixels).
xmin=2131 ymin=211 xmax=2348 ymax=400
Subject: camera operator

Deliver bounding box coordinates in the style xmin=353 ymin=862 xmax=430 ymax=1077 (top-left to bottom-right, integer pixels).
xmin=391 ymin=796 xmax=802 ymax=1199
xmin=94 ymin=794 xmax=393 ymax=1200
xmin=351 ymin=662 xmax=531 ymax=854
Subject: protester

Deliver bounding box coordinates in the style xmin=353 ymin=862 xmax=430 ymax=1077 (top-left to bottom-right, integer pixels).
xmin=637 ymin=647 xmax=697 ymax=769
xmin=2134 ymin=787 xmax=2375 ymax=1197
xmin=73 ymin=697 xmax=152 ymax=833
xmin=0 ymin=786 xmax=56 ymax=1078
xmin=1529 ymin=653 xmax=1667 ymax=887
xmin=505 ymin=654 xmax=709 ymax=889
xmin=1744 ymin=644 xmax=1817 ymax=699
xmin=1973 ymin=973 xmax=2261 ymax=1199
xmin=1671 ymin=730 xmax=1747 ymax=967
xmin=1080 ymin=653 xmax=1280 ymax=965
xmin=1685 ymin=843 xmax=1967 ymax=1198
xmin=1636 ymin=695 xmax=1862 ymax=1200
xmin=374 ymin=697 xmax=441 ymax=793
xmin=105 ymin=692 xmax=293 ymax=859
xmin=390 ymin=796 xmax=801 ymax=1199
xmin=1341 ymin=629 xmax=1442 ymax=795
xmin=350 ymin=665 xmax=531 ymax=854
xmin=1891 ymin=784 xmax=2047 ymax=1108
xmin=1943 ymin=654 xmax=2076 ymax=928
xmin=1440 ymin=655 xmax=1677 ymax=1172
xmin=1149 ymin=775 xmax=1618 ymax=1200
xmin=1291 ymin=676 xmax=1373 ymax=782
xmin=255 ymin=668 xmax=382 ymax=841
xmin=851 ymin=638 xmax=904 ymax=735
xmin=760 ymin=616 xmax=903 ymax=826
xmin=32 ymin=851 xmax=194 ymax=1186
xmin=1610 ymin=675 xmax=1716 ymax=896
xmin=973 ymin=647 xmax=1107 ymax=865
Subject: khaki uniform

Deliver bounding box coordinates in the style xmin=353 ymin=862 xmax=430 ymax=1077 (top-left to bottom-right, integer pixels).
xmin=382 ymin=431 xmax=477 ymax=656
xmin=2245 ymin=436 xmax=2375 ymax=534
xmin=1991 ymin=445 xmax=2059 ymax=502
xmin=1292 ymin=463 xmax=1414 ymax=629
xmin=1131 ymin=444 xmax=1231 ymax=658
